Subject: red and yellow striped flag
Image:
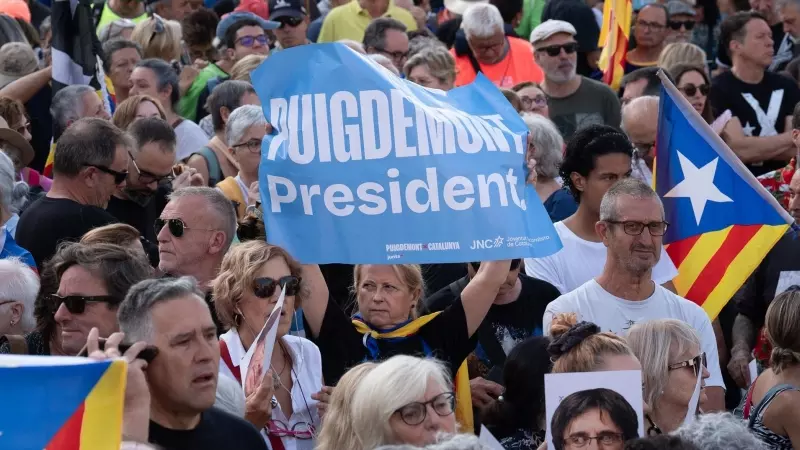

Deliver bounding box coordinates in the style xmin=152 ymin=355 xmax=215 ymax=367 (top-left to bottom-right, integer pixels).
xmin=598 ymin=0 xmax=632 ymax=91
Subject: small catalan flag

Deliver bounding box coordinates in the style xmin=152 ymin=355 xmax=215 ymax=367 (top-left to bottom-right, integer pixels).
xmin=0 ymin=355 xmax=126 ymax=450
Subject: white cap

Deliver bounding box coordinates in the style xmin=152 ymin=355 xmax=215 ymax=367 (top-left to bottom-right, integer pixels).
xmin=529 ymin=20 xmax=577 ymax=45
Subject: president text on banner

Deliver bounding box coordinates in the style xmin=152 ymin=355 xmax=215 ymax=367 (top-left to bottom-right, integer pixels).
xmin=251 ymin=44 xmax=561 ymax=264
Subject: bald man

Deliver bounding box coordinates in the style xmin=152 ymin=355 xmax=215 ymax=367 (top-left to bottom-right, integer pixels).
xmin=621 ymin=95 xmax=659 ymax=185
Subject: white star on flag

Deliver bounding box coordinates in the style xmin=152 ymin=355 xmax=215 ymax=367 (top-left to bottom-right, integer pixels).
xmin=664 ymin=151 xmax=734 ymax=225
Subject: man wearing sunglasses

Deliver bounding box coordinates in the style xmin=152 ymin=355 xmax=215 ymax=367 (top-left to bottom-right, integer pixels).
xmin=269 ymin=0 xmax=312 ymax=50
xmin=16 ymin=118 xmax=131 ymax=269
xmin=543 ymin=178 xmax=726 ymax=413
xmin=530 ymin=20 xmax=621 ymax=142
xmin=665 ymin=1 xmax=696 ymax=44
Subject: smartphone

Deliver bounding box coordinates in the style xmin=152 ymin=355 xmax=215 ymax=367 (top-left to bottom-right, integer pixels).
xmin=78 ymin=338 xmax=159 ymax=363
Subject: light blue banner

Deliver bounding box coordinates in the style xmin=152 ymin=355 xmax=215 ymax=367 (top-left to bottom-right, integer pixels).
xmin=252 ymin=44 xmax=562 ymax=264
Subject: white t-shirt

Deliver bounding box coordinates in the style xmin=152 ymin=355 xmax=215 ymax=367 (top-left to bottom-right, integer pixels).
xmin=174 ymin=119 xmax=210 ymax=162
xmin=543 ymin=279 xmax=724 ymax=389
xmin=524 ymin=221 xmax=678 ymax=294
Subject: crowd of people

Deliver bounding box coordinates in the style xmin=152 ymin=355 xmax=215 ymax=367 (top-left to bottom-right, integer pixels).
xmin=0 ymin=0 xmax=799 ymax=448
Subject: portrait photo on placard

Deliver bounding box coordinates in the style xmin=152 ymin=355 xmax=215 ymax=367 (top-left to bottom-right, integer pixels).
xmin=545 ymin=370 xmax=644 ymax=450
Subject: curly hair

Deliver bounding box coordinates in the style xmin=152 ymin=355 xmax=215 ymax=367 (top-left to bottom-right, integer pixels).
xmin=181 ymin=8 xmax=219 ymax=49
xmin=549 ymin=313 xmax=634 ymax=373
xmin=559 ymin=124 xmax=634 ymax=202
xmin=211 ymin=241 xmax=307 ymax=330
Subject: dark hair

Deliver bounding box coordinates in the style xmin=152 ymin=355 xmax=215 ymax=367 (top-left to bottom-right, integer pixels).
xmin=53 ymin=117 xmax=132 ymax=177
xmin=363 ymin=18 xmax=407 ymax=51
xmin=15 ymin=17 xmax=40 ymax=47
xmin=793 ymin=101 xmax=800 ymax=130
xmin=54 ymin=242 xmax=152 ymax=306
xmin=135 ymin=58 xmax=180 ymax=109
xmin=207 ymin=80 xmax=256 ymax=132
xmin=223 ymin=18 xmax=262 ymax=49
xmin=624 ymin=435 xmax=700 ymax=450
xmin=128 ymin=116 xmax=177 ymax=152
xmin=551 ymin=388 xmax=640 ymax=450
xmin=0 ymin=15 xmax=26 ymax=47
xmin=481 ymin=336 xmax=552 ymax=435
xmin=719 ymin=11 xmax=768 ymax=59
xmin=782 ymin=57 xmax=800 ymax=84
xmin=548 ymin=321 xmax=600 ymax=359
xmin=489 ymin=0 xmax=523 ymax=24
xmin=559 ymin=124 xmax=634 ymax=201
xmin=237 ymin=209 xmax=266 ymax=241
xmin=33 ymin=251 xmax=64 ymax=343
xmin=102 ymin=39 xmax=143 ymax=73
xmin=669 ymin=64 xmax=713 ymax=124
xmin=181 ymin=8 xmax=220 ymax=48
xmin=621 ymin=67 xmax=662 ymax=97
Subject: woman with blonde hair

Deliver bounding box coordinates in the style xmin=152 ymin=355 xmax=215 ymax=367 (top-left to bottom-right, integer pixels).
xmin=742 ymin=289 xmax=800 ymax=448
xmin=130 ymin=15 xmax=182 ymax=62
xmin=315 ymin=362 xmax=378 ymax=450
xmin=112 ymin=94 xmax=167 ymax=130
xmin=403 ymin=46 xmax=456 ymax=91
xmin=302 ymin=259 xmax=512 ymax=431
xmin=230 ymin=54 xmax=267 ymax=83
xmin=548 ymin=313 xmax=641 ymax=374
xmin=657 ymin=43 xmax=707 ymax=71
xmin=627 ymin=319 xmax=710 ymax=434
xmin=212 ymin=240 xmax=322 ymax=449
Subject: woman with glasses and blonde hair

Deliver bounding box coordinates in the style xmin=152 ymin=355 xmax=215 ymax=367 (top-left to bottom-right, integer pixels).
xmin=302 ymin=259 xmax=513 ymax=432
xmin=112 ymin=94 xmax=167 ymax=131
xmin=627 ymin=319 xmax=710 ymax=435
xmin=212 ymin=240 xmax=322 ymax=450
xmin=741 ymin=289 xmax=800 ymax=449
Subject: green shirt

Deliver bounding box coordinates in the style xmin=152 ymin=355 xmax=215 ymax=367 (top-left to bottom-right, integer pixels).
xmin=317 ymin=0 xmax=417 ymax=43
xmin=515 ymin=0 xmax=545 ymax=42
xmin=177 ymin=63 xmax=228 ymax=122
xmin=96 ymin=3 xmax=147 ymax=33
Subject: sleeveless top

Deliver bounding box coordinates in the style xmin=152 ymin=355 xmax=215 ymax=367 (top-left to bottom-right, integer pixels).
xmin=748 ymin=383 xmax=797 ymax=450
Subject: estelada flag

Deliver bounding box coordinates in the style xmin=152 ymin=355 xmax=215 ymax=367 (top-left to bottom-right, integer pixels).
xmin=0 ymin=355 xmax=126 ymax=449
xmin=654 ymin=71 xmax=794 ymax=320
xmin=597 ymin=0 xmax=632 ymax=91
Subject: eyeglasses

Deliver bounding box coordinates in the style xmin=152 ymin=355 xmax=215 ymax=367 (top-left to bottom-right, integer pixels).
xmin=277 ymin=17 xmax=304 ymax=28
xmin=50 ymin=294 xmax=118 ymax=314
xmin=86 ymin=164 xmax=128 ymax=185
xmin=535 ymin=42 xmax=578 ymax=57
xmin=254 ymin=276 xmax=302 ymax=298
xmin=668 ymin=352 xmax=707 ymax=377
xmin=232 ymin=139 xmax=262 ymax=153
xmin=636 ymin=20 xmax=666 ymax=31
xmin=605 ymin=220 xmax=669 ymax=236
xmin=377 ymin=47 xmax=409 ymax=61
xmin=680 ymin=83 xmax=709 ymax=97
xmin=562 ymin=432 xmax=624 ymax=448
xmin=521 ymin=95 xmax=547 ymax=110
xmin=266 ymin=420 xmax=316 ymax=439
xmin=128 ymin=151 xmax=175 ymax=184
xmin=236 ymin=34 xmax=268 ymax=47
xmin=669 ymin=20 xmax=695 ymax=30
xmin=394 ymin=392 xmax=455 ymax=426
xmin=154 ymin=218 xmax=216 ymax=238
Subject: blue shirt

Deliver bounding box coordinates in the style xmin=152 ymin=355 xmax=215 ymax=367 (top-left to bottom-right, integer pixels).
xmin=0 ymin=229 xmax=37 ymax=271
xmin=543 ymin=188 xmax=578 ymax=223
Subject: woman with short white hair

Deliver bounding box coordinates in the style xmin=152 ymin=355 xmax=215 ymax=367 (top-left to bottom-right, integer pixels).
xmin=216 ymin=104 xmax=267 ymax=220
xmin=0 ymin=257 xmax=38 ymax=336
xmin=347 ymin=355 xmax=457 ymax=449
xmin=627 ymin=319 xmax=710 ymax=434
xmin=0 ymin=149 xmax=29 ymax=237
xmin=522 ymin=113 xmax=576 ymax=222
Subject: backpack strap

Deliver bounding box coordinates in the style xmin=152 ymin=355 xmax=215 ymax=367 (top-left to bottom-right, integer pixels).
xmin=192 ymin=146 xmax=223 ymax=187
xmin=0 ymin=334 xmax=28 ymax=354
xmin=217 ymin=177 xmax=246 ymax=219
xmin=219 ymin=339 xmax=241 ymax=384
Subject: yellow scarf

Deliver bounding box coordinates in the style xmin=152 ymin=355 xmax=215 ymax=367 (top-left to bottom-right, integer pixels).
xmin=352 ymin=313 xmax=474 ymax=432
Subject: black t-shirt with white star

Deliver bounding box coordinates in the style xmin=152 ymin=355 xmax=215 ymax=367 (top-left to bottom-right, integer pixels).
xmin=709 ymin=70 xmax=800 ymax=176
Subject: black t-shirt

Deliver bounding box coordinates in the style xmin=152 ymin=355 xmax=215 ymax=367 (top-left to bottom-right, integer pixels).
xmin=736 ymin=233 xmax=800 ymax=329
xmin=105 ymin=187 xmax=170 ymax=244
xmin=308 ymin=295 xmax=477 ymax=385
xmin=148 ymin=407 xmax=266 ymax=450
xmin=422 ymin=274 xmax=560 ymax=379
xmin=709 ymin=70 xmax=800 ymax=176
xmin=16 ymin=196 xmax=117 ymax=267
xmin=27 ymin=86 xmax=52 ymax=173
xmin=422 ymin=263 xmax=469 ymax=298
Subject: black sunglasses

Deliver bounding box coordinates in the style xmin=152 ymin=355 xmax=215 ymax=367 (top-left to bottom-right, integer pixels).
xmin=253 ymin=276 xmax=302 ymax=298
xmin=669 ymin=20 xmax=695 ymax=30
xmin=680 ymin=83 xmax=709 ymax=97
xmin=278 ymin=16 xmax=304 ymax=28
xmin=536 ymin=42 xmax=578 ymax=57
xmin=154 ymin=218 xmax=215 ymax=238
xmin=86 ymin=164 xmax=128 ymax=185
xmin=50 ymin=294 xmax=118 ymax=314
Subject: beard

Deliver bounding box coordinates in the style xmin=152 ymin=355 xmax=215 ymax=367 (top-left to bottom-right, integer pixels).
xmin=123 ymin=187 xmax=157 ymax=207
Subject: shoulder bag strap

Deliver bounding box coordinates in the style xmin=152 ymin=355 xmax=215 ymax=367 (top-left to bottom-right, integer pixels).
xmin=1 ymin=334 xmax=28 ymax=354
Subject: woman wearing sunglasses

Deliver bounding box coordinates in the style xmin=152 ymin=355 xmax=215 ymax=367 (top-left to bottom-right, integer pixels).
xmin=212 ymin=240 xmax=321 ymax=450
xmin=627 ymin=319 xmax=710 ymax=434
